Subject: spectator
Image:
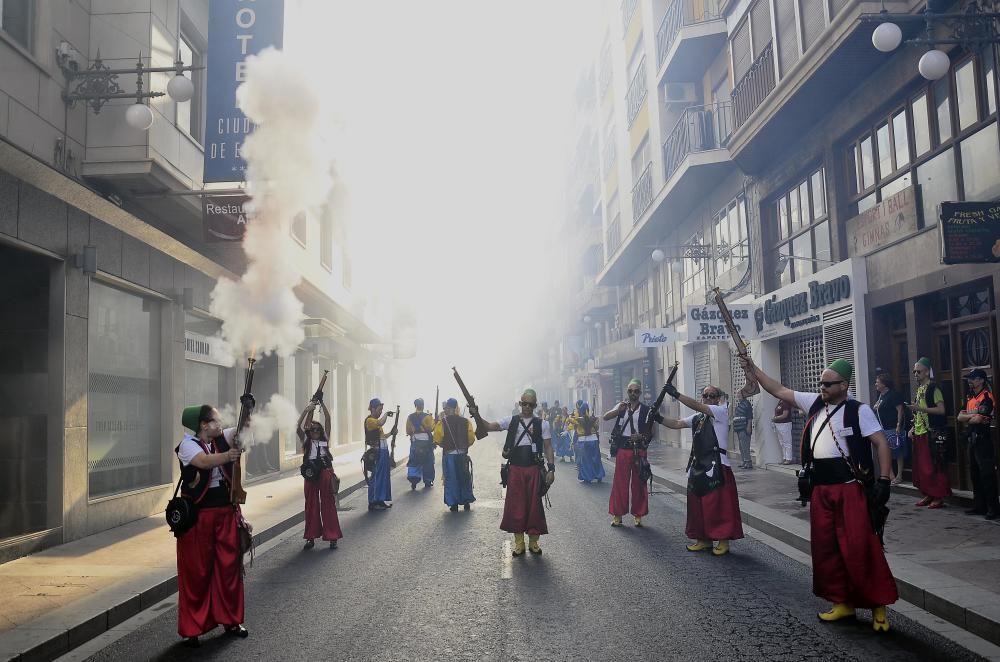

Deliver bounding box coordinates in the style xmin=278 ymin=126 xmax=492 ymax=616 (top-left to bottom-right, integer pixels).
xmin=772 ymin=400 xmax=794 ymax=464
xmin=733 ymin=391 xmax=754 ymax=469
xmin=873 ymin=374 xmax=906 ymax=485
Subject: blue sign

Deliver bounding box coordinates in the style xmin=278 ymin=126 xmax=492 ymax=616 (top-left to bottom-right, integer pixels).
xmin=204 ymin=0 xmax=284 ymax=183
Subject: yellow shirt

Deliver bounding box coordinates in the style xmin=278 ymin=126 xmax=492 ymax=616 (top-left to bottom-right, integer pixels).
xmin=914 ymin=383 xmax=944 ymax=435
xmin=406 ymin=412 xmax=434 ymax=438
xmin=433 ymin=416 xmax=476 ymax=449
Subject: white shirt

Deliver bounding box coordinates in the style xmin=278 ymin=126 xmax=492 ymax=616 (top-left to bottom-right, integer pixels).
xmin=792 ymin=391 xmax=882 ymax=460
xmin=615 ymin=404 xmax=647 ymax=437
xmin=498 ymin=416 xmax=552 ymax=447
xmin=682 ymin=404 xmax=731 ymax=467
xmin=306 ymin=438 xmax=330 ymax=461
xmin=177 ymin=427 xmax=236 ymax=488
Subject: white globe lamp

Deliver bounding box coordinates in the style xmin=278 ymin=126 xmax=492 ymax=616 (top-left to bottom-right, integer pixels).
xmin=872 ymin=22 xmax=902 ymax=53
xmin=167 ymin=74 xmax=194 ymax=102
xmin=125 ymin=103 xmax=154 ymax=130
xmin=918 ymin=50 xmax=950 ymax=81
xmin=651 ymin=248 xmax=666 ymax=263
xmin=583 ymin=315 xmax=592 ymax=323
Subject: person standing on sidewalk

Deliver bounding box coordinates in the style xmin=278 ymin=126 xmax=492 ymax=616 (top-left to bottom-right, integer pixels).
xmin=552 ymin=404 xmax=572 ymax=462
xmin=602 ymin=378 xmax=655 ymax=528
xmin=434 ymin=397 xmax=477 ymax=512
xmin=406 ymin=399 xmax=436 ymax=489
xmin=475 ymin=389 xmax=554 ymax=556
xmin=909 ymin=358 xmax=952 ymax=509
xmin=773 ymin=399 xmax=794 ymax=464
xmin=740 ymin=356 xmax=896 ymax=632
xmin=657 ymin=383 xmax=744 ymax=555
xmin=733 ymin=391 xmax=754 ymax=469
xmin=572 ymin=402 xmax=605 ymax=483
xmin=297 ymin=400 xmax=342 ymax=550
xmin=958 ymin=369 xmax=998 ymax=519
xmin=175 ymin=405 xmax=250 ymax=647
xmin=873 ymin=374 xmax=906 ymax=486
xmin=365 ymin=398 xmax=394 ymax=511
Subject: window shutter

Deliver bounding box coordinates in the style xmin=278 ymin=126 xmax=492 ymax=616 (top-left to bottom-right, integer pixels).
xmin=799 ymin=0 xmax=826 ymax=52
xmin=694 ymin=346 xmax=713 ymax=398
xmin=779 ymin=326 xmax=825 ymax=462
xmin=823 ymin=306 xmax=857 ymax=394
xmin=732 ymin=20 xmax=752 ymax=82
xmin=750 ymin=0 xmax=772 ymax=58
xmin=775 ymin=0 xmax=799 ymax=78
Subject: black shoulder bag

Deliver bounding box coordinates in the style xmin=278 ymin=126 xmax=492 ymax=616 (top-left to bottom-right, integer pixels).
xmin=165 ymin=475 xmax=198 ymax=537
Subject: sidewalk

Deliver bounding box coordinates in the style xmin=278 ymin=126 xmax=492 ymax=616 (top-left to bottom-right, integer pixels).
xmin=643 ymin=441 xmax=1000 ymax=647
xmin=0 ymin=442 xmax=409 ymax=662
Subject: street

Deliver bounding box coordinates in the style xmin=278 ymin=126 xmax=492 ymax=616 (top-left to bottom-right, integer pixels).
xmin=83 ymin=435 xmax=981 ymax=662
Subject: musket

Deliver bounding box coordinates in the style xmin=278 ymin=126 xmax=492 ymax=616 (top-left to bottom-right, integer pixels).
xmin=452 ymin=366 xmax=489 ymax=440
xmin=646 ymin=361 xmax=679 ymax=429
xmin=230 ymin=357 xmax=256 ymax=505
xmin=434 ymin=385 xmax=439 ymax=421
xmin=712 ymin=287 xmax=760 ymax=396
xmin=311 ymin=369 xmax=330 ymax=404
xmin=388 ymin=405 xmax=401 ymax=468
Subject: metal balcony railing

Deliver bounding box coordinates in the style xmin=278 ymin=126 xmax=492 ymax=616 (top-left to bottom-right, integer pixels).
xmin=656 ymin=0 xmax=723 ymax=69
xmin=631 ymin=164 xmax=654 ymax=223
xmin=621 ymin=0 xmax=639 ymax=34
xmin=606 ymin=215 xmax=622 ymax=257
xmin=625 ymin=57 xmax=647 ymax=126
xmin=662 ymin=101 xmax=733 ymax=181
xmin=732 ymin=43 xmax=775 ymax=130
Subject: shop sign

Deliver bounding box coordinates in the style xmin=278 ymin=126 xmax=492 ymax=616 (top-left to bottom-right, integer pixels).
xmin=754 ymin=275 xmax=851 ymax=333
xmin=686 ymin=304 xmax=757 ymax=343
xmin=940 ymin=201 xmax=1000 ymax=264
xmin=185 ymin=330 xmax=232 ymax=367
xmin=846 ymin=186 xmax=918 ymax=257
xmin=634 ymin=328 xmax=676 ymax=348
xmin=203 ymin=195 xmax=251 ymax=241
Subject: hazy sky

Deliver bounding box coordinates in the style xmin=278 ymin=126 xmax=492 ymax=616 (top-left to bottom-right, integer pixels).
xmin=286 ymin=0 xmax=603 ymax=407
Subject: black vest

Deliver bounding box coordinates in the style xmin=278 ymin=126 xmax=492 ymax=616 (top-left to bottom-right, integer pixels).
xmin=921 ymin=382 xmax=948 ymax=429
xmin=440 ymin=414 xmax=471 ymax=453
xmin=365 ymin=415 xmax=382 ymax=447
xmin=802 ymin=396 xmax=873 ymax=474
xmin=176 ymin=434 xmax=233 ymax=504
xmin=504 ymin=416 xmax=544 ymax=465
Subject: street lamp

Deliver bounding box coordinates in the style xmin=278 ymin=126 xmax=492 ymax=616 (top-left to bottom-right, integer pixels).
xmin=862 ymin=1 xmax=1000 ymax=80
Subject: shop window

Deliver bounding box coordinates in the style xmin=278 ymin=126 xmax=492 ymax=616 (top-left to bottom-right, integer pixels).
xmin=88 ymin=281 xmax=163 ymax=498
xmin=1 ymin=0 xmax=32 ymax=50
xmin=912 ymin=93 xmax=931 ymax=157
xmin=955 ymin=58 xmax=979 ymax=131
xmin=960 ymin=123 xmax=1000 ymax=201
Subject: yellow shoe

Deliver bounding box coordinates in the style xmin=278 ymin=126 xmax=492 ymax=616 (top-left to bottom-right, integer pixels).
xmin=872 ymin=606 xmax=890 ymax=632
xmin=712 ymin=540 xmax=730 ymax=556
xmin=686 ymin=540 xmax=711 ymax=552
xmin=512 ymin=533 xmax=525 ymax=557
xmin=528 ymin=534 xmax=542 ymax=555
xmin=611 ymin=516 xmax=623 ymax=527
xmin=818 ymin=603 xmax=856 ymax=622
xmin=633 ymin=516 xmax=643 ymax=527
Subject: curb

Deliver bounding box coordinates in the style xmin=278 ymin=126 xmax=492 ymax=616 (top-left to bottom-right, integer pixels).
xmin=640 ymin=460 xmax=1000 ymax=648
xmin=3 ymin=461 xmax=407 ymax=662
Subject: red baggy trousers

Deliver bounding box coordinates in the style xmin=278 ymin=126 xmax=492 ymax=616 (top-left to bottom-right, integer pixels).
xmin=686 ymin=466 xmax=744 ymax=541
xmin=810 ymin=482 xmax=898 ymax=607
xmin=501 ymin=464 xmax=548 ymax=535
xmin=176 ymin=505 xmax=245 ymax=637
xmin=304 ymin=468 xmax=343 ymax=541
xmin=608 ymin=447 xmax=649 ymax=517
xmin=911 ymin=433 xmax=952 ymax=498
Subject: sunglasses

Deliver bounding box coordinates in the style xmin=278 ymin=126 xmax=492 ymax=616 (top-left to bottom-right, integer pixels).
xmin=819 ymin=380 xmax=845 ymax=388
xmin=519 ymin=401 xmax=536 ymax=407
xmin=702 ymin=392 xmax=720 ymax=399
xmin=627 ymin=389 xmax=641 ymax=394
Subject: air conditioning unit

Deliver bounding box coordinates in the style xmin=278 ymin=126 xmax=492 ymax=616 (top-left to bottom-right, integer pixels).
xmin=662 ymin=82 xmax=696 ymax=104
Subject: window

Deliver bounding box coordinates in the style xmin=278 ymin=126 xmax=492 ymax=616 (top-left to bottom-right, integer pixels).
xmin=912 ymin=93 xmax=931 ymax=157
xmin=713 ymin=196 xmax=749 ymax=275
xmin=320 ymin=207 xmax=333 ymax=271
xmin=955 ymin=58 xmax=979 ymax=131
xmin=682 ymin=231 xmax=706 ymax=298
xmin=631 ymin=136 xmax=649 ymax=182
xmin=603 ymin=110 xmax=617 ymax=173
xmin=935 ymin=77 xmax=953 ymax=143
xmin=636 ymin=279 xmax=650 ymax=327
xmin=769 ymin=168 xmax=830 ymax=290
xmin=175 ymin=31 xmax=204 ymax=142
xmin=960 ymin=123 xmax=1000 ymax=201
xmin=1 ymin=0 xmax=32 ymax=50
xmin=291 ymin=211 xmax=307 ymax=246
xmin=983 ymin=46 xmax=997 ymax=116
xmin=88 ymin=282 xmax=162 ymax=498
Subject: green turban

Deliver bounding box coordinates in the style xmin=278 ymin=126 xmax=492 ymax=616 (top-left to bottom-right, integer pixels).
xmin=628 ymin=378 xmax=642 ymax=388
xmin=521 ymin=388 xmax=537 ymax=400
xmin=181 ymin=405 xmax=210 ymax=433
xmin=828 ymin=359 xmax=853 ymax=382
xmin=917 ymin=357 xmax=931 ymax=369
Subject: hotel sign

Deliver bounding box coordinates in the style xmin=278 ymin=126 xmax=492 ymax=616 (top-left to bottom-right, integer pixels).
xmin=846 ymin=186 xmax=918 ymax=257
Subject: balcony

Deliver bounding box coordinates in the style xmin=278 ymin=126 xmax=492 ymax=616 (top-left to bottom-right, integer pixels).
xmin=655 ymin=0 xmax=727 ymax=82
xmin=625 ymin=57 xmax=647 ymax=126
xmin=579 ymin=283 xmax=615 ymax=315
xmin=596 ymin=332 xmax=646 ymax=368
xmin=663 ymin=102 xmax=733 ymax=181
xmin=732 ymin=43 xmax=776 ymax=131
xmin=631 ymin=164 xmax=654 ymax=223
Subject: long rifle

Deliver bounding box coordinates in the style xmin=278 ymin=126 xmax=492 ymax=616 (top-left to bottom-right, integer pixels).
xmin=452 ymin=366 xmax=489 ymax=440
xmin=645 ymin=361 xmax=679 ymax=429
xmin=230 ymin=357 xmax=256 ymax=505
xmin=311 ymin=369 xmax=330 ymax=404
xmin=434 ymin=385 xmax=439 ymax=420
xmin=712 ymin=287 xmax=760 ymax=396
xmin=389 ymin=405 xmax=401 ymax=468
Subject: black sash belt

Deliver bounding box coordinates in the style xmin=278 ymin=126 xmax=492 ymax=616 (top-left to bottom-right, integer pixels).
xmin=509 ymin=446 xmax=539 ymax=467
xmin=811 ymin=459 xmax=856 ymax=485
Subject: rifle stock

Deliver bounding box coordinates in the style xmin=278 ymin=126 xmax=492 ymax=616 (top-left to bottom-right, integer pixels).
xmin=230 ymin=358 xmax=256 ymax=505
xmin=389 ymin=405 xmax=400 ymax=467
xmin=311 ymin=369 xmax=330 ymax=404
xmin=452 ymin=367 xmax=489 ymax=440
xmin=712 ymin=287 xmax=760 ymax=396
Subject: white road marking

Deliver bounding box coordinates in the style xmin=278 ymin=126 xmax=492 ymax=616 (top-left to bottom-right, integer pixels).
xmin=502 ymin=540 xmax=512 ymax=579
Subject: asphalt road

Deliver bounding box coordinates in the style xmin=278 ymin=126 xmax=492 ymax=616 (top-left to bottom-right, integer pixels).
xmin=84 ymin=434 xmax=984 ymax=662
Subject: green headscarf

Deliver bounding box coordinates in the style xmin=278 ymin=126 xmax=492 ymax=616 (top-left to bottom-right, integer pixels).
xmin=627 ymin=378 xmax=642 ymax=388
xmin=181 ymin=405 xmax=211 ymax=433
xmin=521 ymin=388 xmax=537 ymax=401
xmin=828 ymin=359 xmax=853 ymax=382
xmin=917 ymin=357 xmax=931 ymax=369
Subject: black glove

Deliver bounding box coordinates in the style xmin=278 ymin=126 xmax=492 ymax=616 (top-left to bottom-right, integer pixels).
xmin=871 ymin=477 xmax=891 ymax=508
xmin=386 ymin=411 xmax=395 ymax=418
xmin=240 ymin=393 xmax=256 ymax=410
xmin=468 ymin=405 xmax=479 ymax=418
xmin=664 ymin=383 xmax=680 ymax=399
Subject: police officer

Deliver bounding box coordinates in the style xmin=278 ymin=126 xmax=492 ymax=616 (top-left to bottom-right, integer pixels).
xmin=958 ymin=369 xmax=997 ymax=519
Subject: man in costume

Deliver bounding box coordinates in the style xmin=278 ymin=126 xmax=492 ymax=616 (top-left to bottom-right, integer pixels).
xmin=552 ymin=404 xmax=572 ymax=462
xmin=433 ymin=397 xmax=476 ymax=511
xmin=297 ymin=399 xmax=342 ymax=549
xmin=365 ymin=398 xmax=394 ymax=511
xmin=958 ymin=369 xmax=997 ymax=519
xmin=602 ymin=378 xmax=655 ymax=527
xmin=741 ymin=356 xmax=896 ymax=632
xmin=909 ymin=357 xmax=951 ymax=508
xmin=406 ymin=398 xmax=436 ymax=489
xmin=657 ymin=383 xmax=744 ymax=554
xmin=475 ymin=389 xmax=554 ymax=556
xmin=572 ymin=402 xmax=605 ymax=483
xmin=175 ymin=404 xmax=251 ymax=647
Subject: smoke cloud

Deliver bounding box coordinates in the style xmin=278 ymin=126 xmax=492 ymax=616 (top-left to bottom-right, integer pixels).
xmin=247 ymin=394 xmax=301 ymax=446
xmin=209 ymin=47 xmax=334 ymax=360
